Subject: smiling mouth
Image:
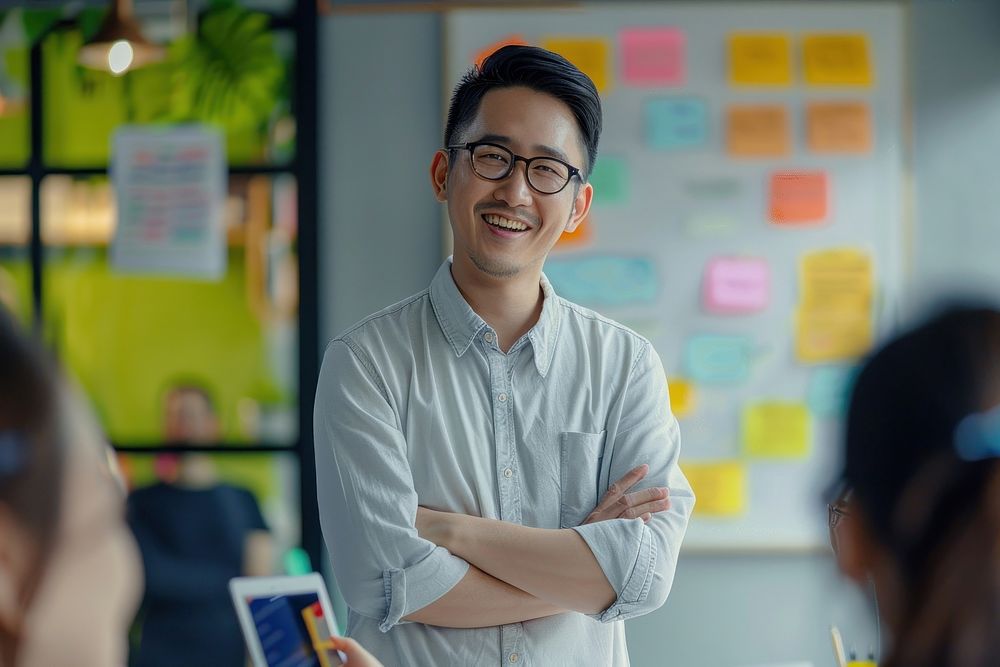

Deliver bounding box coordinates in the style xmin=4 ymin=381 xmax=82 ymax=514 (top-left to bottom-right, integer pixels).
xmin=483 ymin=214 xmax=530 ymax=232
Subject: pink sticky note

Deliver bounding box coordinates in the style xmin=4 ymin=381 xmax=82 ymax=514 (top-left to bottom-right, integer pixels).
xmin=704 ymin=258 xmax=770 ymax=314
xmin=621 ymin=27 xmax=685 ymax=86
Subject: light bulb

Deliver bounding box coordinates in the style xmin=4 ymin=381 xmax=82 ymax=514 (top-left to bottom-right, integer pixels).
xmin=107 ymin=40 xmax=135 ymax=75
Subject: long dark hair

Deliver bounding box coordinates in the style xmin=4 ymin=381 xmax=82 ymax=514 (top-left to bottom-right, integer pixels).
xmin=843 ymin=305 xmax=1000 ymax=667
xmin=0 ymin=307 xmax=65 ymax=660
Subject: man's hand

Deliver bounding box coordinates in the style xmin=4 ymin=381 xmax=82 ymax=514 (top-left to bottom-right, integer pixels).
xmin=582 ymin=464 xmax=670 ymax=525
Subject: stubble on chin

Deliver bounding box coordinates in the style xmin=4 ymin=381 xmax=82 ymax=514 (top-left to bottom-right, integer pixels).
xmin=469 ymin=252 xmax=521 ymax=279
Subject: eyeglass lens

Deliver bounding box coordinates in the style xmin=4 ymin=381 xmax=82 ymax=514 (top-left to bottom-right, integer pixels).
xmin=469 ymin=144 xmax=571 ymax=194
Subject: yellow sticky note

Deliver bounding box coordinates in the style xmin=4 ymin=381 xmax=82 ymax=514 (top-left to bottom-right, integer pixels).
xmin=680 ymin=461 xmax=745 ymax=516
xmin=800 ymin=248 xmax=873 ymax=310
xmin=795 ymin=307 xmax=873 ymax=363
xmin=542 ymin=37 xmax=611 ymax=94
xmin=743 ymin=402 xmax=811 ymax=458
xmin=803 ymin=34 xmax=872 ymax=87
xmin=726 ymin=105 xmax=790 ymax=157
xmin=728 ymin=33 xmax=792 ymax=86
xmin=668 ymin=377 xmax=695 ymax=418
xmin=807 ymin=102 xmax=872 ymax=154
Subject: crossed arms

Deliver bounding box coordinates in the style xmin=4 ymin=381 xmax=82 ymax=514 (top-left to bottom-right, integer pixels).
xmin=405 ymin=465 xmax=670 ymax=627
xmin=314 ymin=338 xmax=694 ymax=631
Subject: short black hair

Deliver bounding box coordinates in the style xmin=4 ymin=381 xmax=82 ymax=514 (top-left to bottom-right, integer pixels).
xmin=444 ymin=45 xmax=602 ymax=179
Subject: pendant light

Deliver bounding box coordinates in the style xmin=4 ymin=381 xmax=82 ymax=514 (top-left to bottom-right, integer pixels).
xmin=78 ymin=0 xmax=165 ymax=76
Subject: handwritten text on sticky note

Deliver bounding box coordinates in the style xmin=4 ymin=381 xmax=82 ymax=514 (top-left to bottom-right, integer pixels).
xmin=769 ymin=171 xmax=828 ymax=224
xmin=704 ymin=257 xmax=770 ymax=314
xmin=728 ymin=33 xmax=792 ymax=86
xmin=807 ymin=102 xmax=872 ymax=154
xmin=803 ymin=33 xmax=872 ymax=87
xmin=726 ymin=105 xmax=790 ymax=157
xmin=645 ymin=97 xmax=708 ymax=150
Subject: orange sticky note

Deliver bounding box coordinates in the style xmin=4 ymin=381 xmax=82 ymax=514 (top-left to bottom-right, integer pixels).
xmin=803 ymin=34 xmax=872 ymax=87
xmin=807 ymin=102 xmax=872 ymax=154
xmin=726 ymin=105 xmax=790 ymax=157
xmin=769 ymin=171 xmax=828 ymax=224
xmin=474 ymin=35 xmax=528 ymax=68
xmin=728 ymin=33 xmax=792 ymax=86
xmin=555 ymin=213 xmax=594 ymax=249
xmin=543 ymin=37 xmax=611 ymax=94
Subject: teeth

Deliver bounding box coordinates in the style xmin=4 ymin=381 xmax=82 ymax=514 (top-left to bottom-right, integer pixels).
xmin=485 ymin=214 xmax=528 ymax=231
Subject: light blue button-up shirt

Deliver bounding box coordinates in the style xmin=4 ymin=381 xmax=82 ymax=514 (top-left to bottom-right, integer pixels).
xmin=315 ymin=259 xmax=693 ymax=667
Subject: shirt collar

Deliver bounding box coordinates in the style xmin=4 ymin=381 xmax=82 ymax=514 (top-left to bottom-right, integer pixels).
xmin=429 ymin=258 xmax=561 ymax=377
xmin=429 ymin=259 xmax=488 ymax=358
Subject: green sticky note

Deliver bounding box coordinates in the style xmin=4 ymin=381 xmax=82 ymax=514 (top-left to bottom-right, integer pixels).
xmin=283 ymin=547 xmax=313 ymax=576
xmin=588 ymin=157 xmax=628 ymax=205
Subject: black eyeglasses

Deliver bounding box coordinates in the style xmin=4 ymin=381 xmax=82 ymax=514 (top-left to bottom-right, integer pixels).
xmin=447 ymin=142 xmax=582 ymax=195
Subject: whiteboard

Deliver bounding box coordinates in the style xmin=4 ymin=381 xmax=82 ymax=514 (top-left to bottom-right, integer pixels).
xmin=445 ymin=2 xmax=906 ymax=550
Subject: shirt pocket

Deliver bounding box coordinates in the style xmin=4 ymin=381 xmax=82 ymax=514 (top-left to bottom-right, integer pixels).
xmin=559 ymin=430 xmax=606 ymax=529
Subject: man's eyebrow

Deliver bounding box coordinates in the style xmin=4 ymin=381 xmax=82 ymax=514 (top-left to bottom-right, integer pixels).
xmin=473 ymin=134 xmax=574 ymax=164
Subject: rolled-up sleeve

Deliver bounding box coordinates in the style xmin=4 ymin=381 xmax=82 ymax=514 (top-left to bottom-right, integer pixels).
xmin=314 ymin=339 xmax=469 ymax=632
xmin=571 ymin=343 xmax=695 ymax=622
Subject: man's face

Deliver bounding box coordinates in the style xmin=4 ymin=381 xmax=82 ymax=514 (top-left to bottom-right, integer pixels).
xmin=432 ymin=86 xmax=593 ymax=281
xmin=164 ymin=389 xmax=219 ymax=443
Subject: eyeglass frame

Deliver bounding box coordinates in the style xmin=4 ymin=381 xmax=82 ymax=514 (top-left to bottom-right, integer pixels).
xmin=446 ymin=141 xmax=583 ymax=195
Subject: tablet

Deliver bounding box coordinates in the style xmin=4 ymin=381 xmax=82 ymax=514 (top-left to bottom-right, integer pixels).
xmin=229 ymin=574 xmax=344 ymax=667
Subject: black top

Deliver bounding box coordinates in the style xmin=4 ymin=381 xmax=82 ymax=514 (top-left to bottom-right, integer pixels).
xmin=127 ymin=482 xmax=268 ymax=667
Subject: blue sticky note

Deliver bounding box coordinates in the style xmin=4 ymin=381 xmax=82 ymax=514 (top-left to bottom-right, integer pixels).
xmin=645 ymin=97 xmax=708 ymax=150
xmin=543 ymin=256 xmax=658 ymax=306
xmin=683 ymin=335 xmax=751 ymax=384
xmin=807 ymin=366 xmax=857 ymax=418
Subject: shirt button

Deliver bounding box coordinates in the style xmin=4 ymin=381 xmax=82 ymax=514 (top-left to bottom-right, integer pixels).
xmin=484 ymin=332 xmax=494 ymax=343
xmin=509 ymin=653 xmax=519 ymax=663
xmin=498 ymin=392 xmax=507 ymax=402
xmin=503 ymin=467 xmax=513 ymax=478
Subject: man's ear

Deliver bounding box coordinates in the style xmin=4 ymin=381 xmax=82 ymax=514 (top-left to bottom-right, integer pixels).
xmin=564 ymin=180 xmax=593 ymax=234
xmin=430 ymin=150 xmax=450 ymax=203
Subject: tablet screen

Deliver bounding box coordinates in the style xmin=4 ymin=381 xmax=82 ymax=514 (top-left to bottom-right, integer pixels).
xmin=246 ymin=592 xmax=339 ymax=667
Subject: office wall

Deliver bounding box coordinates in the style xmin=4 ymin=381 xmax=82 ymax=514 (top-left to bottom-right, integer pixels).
xmin=319 ymin=3 xmax=1000 ymax=665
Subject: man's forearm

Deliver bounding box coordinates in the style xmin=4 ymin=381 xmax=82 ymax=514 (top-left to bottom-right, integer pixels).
xmin=430 ymin=513 xmax=615 ymax=614
xmin=402 ymin=563 xmax=565 ymax=627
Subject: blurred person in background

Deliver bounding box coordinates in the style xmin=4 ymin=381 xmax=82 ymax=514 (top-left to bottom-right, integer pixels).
xmin=0 ymin=305 xmax=142 ymax=666
xmin=833 ymin=304 xmax=1000 ymax=667
xmin=127 ymin=383 xmax=272 ymax=667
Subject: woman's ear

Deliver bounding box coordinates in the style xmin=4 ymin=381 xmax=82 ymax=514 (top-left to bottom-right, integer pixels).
xmin=430 ymin=150 xmax=450 ymax=203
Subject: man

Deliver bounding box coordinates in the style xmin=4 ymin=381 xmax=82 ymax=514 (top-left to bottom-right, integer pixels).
xmin=315 ymin=45 xmax=694 ymax=666
xmin=128 ymin=384 xmax=272 ymax=667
